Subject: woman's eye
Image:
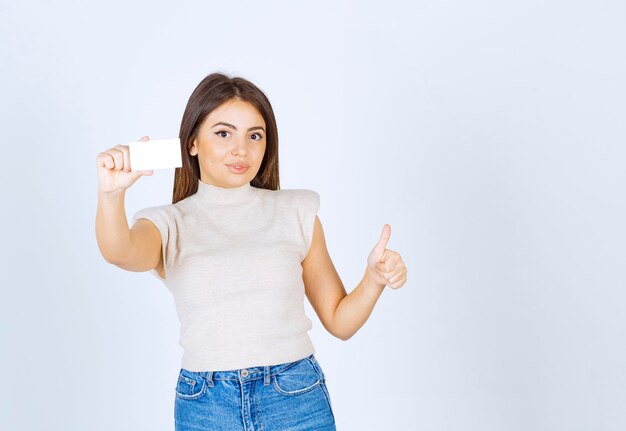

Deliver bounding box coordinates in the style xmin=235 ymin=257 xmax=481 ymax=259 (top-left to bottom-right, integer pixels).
xmin=215 ymin=130 xmax=229 ymax=138
xmin=251 ymin=133 xmax=263 ymax=141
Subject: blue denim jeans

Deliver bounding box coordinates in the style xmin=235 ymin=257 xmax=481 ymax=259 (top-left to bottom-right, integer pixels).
xmin=174 ymin=354 xmax=336 ymax=430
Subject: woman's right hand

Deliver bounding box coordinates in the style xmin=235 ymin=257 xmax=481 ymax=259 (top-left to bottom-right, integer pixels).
xmin=96 ymin=136 xmax=154 ymax=193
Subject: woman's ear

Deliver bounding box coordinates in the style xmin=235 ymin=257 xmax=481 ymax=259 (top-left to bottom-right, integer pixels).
xmin=189 ymin=139 xmax=198 ymax=156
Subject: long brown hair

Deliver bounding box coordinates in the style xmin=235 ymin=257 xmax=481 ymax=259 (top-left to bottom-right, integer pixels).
xmin=172 ymin=72 xmax=280 ymax=204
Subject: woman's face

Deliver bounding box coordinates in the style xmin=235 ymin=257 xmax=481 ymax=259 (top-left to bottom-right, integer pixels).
xmin=190 ymin=98 xmax=267 ymax=188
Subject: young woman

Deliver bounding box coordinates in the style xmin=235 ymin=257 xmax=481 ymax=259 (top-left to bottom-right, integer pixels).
xmin=95 ymin=72 xmax=407 ymax=431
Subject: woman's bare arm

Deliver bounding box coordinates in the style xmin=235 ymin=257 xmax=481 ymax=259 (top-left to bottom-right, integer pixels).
xmin=94 ymin=137 xmax=162 ymax=275
xmin=95 ymin=189 xmax=162 ymax=273
xmin=302 ymin=216 xmax=407 ymax=341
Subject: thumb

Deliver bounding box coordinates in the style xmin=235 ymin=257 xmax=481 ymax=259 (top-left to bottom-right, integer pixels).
xmin=372 ymin=224 xmax=391 ymax=261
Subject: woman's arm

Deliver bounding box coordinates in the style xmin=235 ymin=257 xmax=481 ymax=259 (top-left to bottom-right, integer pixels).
xmin=95 ymin=189 xmax=162 ymax=273
xmin=302 ymin=216 xmax=407 ymax=341
xmin=95 ymin=139 xmax=163 ymax=274
xmin=96 ymin=189 xmax=132 ymax=264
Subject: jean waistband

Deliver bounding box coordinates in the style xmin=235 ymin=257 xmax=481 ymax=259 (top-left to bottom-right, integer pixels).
xmin=183 ymin=354 xmax=316 ymax=384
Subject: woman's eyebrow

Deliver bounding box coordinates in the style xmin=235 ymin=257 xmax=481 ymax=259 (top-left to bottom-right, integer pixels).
xmin=211 ymin=121 xmax=265 ymax=133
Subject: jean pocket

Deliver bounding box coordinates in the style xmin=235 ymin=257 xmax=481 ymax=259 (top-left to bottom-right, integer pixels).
xmin=273 ymin=357 xmax=322 ymax=396
xmin=307 ymin=355 xmax=327 ymax=382
xmin=175 ymin=369 xmax=206 ymax=400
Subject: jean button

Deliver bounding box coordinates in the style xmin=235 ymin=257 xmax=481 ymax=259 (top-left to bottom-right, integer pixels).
xmin=240 ymin=369 xmax=249 ymax=378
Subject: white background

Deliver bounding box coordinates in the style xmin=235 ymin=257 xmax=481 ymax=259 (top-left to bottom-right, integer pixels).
xmin=1 ymin=0 xmax=625 ymax=430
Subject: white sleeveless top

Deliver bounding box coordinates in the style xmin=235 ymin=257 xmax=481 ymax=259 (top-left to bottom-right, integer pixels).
xmin=132 ymin=179 xmax=320 ymax=372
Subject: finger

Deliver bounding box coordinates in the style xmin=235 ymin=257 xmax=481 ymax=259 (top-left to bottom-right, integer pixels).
xmin=380 ymin=249 xmax=390 ymax=265
xmin=106 ymin=149 xmax=124 ymax=170
xmin=381 ymin=253 xmax=400 ymax=272
xmin=97 ymin=152 xmax=115 ymax=169
xmin=372 ymin=224 xmax=391 ymax=261
xmin=114 ymin=144 xmax=131 ymax=172
xmin=388 ymin=281 xmax=401 ymax=289
xmin=382 ymin=268 xmax=401 ymax=280
xmin=383 ymin=264 xmax=406 ymax=279
xmin=389 ymin=277 xmax=406 ymax=289
xmin=138 ymin=135 xmax=150 ymax=142
xmin=375 ymin=261 xmax=388 ymax=274
xmin=387 ymin=270 xmax=406 ymax=284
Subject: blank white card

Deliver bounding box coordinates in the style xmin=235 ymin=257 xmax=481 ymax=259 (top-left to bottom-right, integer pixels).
xmin=128 ymin=138 xmax=183 ymax=171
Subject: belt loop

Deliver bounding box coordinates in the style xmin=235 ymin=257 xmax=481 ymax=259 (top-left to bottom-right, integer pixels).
xmin=264 ymin=365 xmax=270 ymax=386
xmin=206 ymin=371 xmax=214 ymax=387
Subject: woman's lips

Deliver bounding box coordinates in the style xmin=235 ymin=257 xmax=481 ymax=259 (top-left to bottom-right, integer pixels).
xmin=226 ymin=163 xmax=249 ymax=174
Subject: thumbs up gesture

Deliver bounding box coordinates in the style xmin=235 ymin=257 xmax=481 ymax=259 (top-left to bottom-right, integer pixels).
xmin=366 ymin=224 xmax=407 ymax=289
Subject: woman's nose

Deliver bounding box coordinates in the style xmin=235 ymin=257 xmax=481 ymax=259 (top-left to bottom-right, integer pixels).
xmin=232 ymin=137 xmax=248 ymax=155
